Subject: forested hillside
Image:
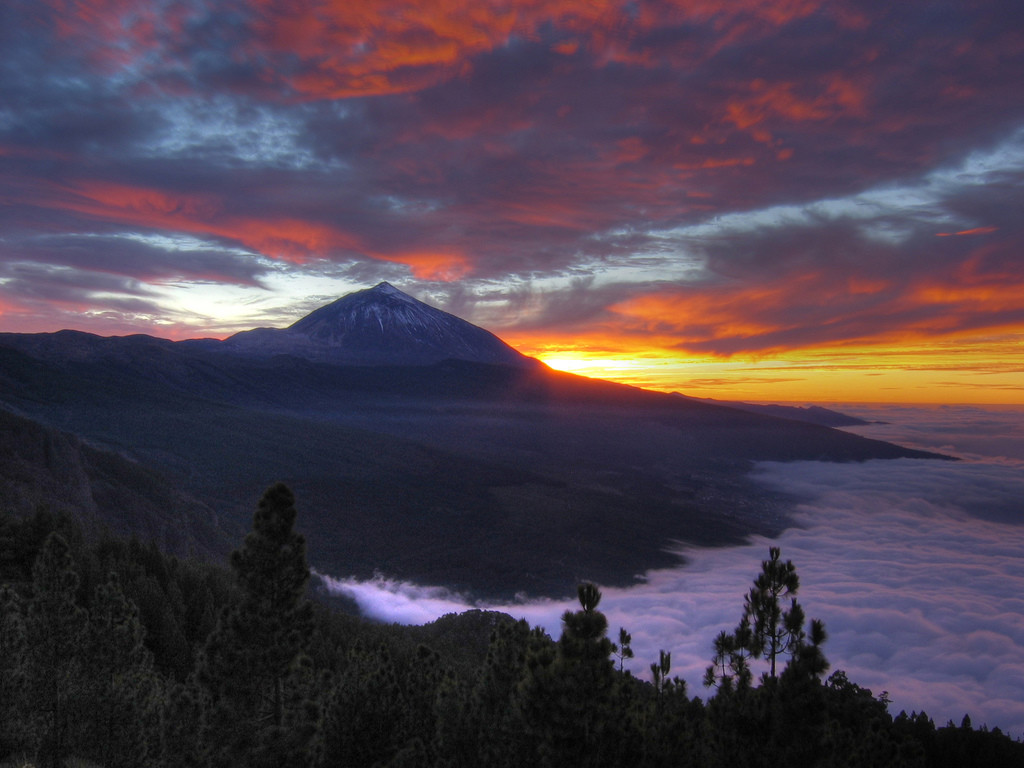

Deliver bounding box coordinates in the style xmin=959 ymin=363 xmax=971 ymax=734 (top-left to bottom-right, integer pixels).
xmin=0 ymin=407 xmax=235 ymax=561
xmin=1 ymin=487 xmax=1021 ymax=768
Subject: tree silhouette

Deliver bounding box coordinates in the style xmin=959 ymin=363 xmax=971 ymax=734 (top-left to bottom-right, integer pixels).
xmin=196 ymin=483 xmax=317 ymax=767
xmin=746 ymin=547 xmax=804 ymax=678
xmin=517 ymin=582 xmax=621 ymax=767
xmin=613 ymin=626 xmax=635 ymax=674
xmin=706 ymin=547 xmax=826 ymax=689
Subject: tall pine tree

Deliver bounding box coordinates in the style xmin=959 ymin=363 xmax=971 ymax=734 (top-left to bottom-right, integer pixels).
xmin=195 ymin=483 xmax=318 ymax=768
xmin=518 ymin=582 xmax=622 ymax=768
xmin=706 ymin=547 xmax=825 ymax=686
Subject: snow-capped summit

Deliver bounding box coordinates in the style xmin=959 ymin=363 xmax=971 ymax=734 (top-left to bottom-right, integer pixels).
xmin=287 ymin=282 xmax=432 ymax=342
xmin=222 ymin=282 xmax=534 ymax=367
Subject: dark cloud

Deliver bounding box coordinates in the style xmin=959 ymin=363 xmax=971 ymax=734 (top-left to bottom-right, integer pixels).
xmin=1 ymin=233 xmax=269 ymax=286
xmin=0 ymin=261 xmax=153 ymax=304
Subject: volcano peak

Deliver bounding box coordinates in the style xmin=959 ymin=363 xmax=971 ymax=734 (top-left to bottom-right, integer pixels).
xmin=225 ymin=283 xmax=533 ymax=368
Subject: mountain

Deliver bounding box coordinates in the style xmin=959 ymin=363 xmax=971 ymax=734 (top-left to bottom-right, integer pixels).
xmin=0 ymin=284 xmax=950 ymax=599
xmin=216 ymin=282 xmax=534 ymax=367
xmin=677 ymin=395 xmax=871 ymax=428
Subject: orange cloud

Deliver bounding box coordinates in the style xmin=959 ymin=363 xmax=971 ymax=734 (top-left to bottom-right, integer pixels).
xmin=608 ymin=283 xmax=807 ymax=351
xmin=235 ymin=218 xmax=361 ymax=263
xmin=502 ymin=329 xmax=688 ymax=377
xmin=724 ymin=77 xmax=868 ymax=141
xmin=936 ymin=226 xmax=998 ymax=237
xmin=909 ymin=245 xmax=1024 ymax=316
xmin=0 ymin=297 xmax=30 ymax=315
xmin=552 ymin=38 xmax=580 ymax=55
xmin=23 ymin=179 xmax=487 ymax=282
xmin=910 ymin=283 xmax=1021 ymax=311
xmin=593 ymin=260 xmax=1024 ymax=359
xmin=43 ymin=0 xmax=840 ymax=101
xmin=49 ymin=0 xmax=135 ymax=36
xmin=499 ymin=198 xmax=604 ymax=228
xmin=43 ymin=180 xmax=361 ymax=263
xmin=65 ymin=181 xmax=222 ymax=219
xmin=251 ymin=0 xmax=534 ymax=98
xmin=675 ymin=156 xmax=757 ymax=171
xmin=629 ymin=0 xmax=823 ymax=48
xmin=48 ymin=0 xmax=167 ymax=76
xmin=502 ymin=265 xmax=1024 ymax=404
xmin=369 ymin=249 xmax=472 ymax=281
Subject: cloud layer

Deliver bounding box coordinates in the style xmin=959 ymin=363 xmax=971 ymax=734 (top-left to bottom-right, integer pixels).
xmin=1 ymin=2 xmax=1022 ymax=401
xmin=322 ymin=405 xmax=1024 ymax=735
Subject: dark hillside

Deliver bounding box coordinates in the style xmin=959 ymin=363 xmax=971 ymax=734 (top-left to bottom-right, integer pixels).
xmin=0 ymin=407 xmax=232 ymax=559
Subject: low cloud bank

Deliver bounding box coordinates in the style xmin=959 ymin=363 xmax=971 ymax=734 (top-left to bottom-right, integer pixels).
xmin=322 ymin=405 xmax=1024 ymax=735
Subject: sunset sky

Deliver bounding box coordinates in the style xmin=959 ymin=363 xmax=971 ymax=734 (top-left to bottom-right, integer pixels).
xmin=2 ymin=1 xmax=1022 ymax=403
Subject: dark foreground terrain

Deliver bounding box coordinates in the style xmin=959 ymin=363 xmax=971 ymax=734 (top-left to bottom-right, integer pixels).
xmin=1 ymin=492 xmax=1017 ymax=768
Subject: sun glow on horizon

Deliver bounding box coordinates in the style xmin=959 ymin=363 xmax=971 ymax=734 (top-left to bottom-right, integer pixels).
xmin=539 ymin=353 xmax=651 ymax=377
xmin=523 ymin=338 xmax=1024 ymax=406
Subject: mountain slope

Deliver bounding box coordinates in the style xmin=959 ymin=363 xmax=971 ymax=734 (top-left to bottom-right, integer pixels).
xmin=677 ymin=395 xmax=871 ymax=427
xmin=0 ymin=406 xmax=233 ymax=558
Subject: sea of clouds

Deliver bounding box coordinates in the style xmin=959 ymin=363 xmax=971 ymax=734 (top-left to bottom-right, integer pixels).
xmin=320 ymin=404 xmax=1024 ymax=735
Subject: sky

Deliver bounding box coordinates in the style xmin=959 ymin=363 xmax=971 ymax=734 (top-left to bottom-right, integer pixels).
xmin=323 ymin=403 xmax=1024 ymax=736
xmin=2 ymin=0 xmax=1023 ymax=403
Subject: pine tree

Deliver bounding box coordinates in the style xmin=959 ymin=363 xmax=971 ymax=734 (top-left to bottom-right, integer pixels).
xmin=748 ymin=547 xmax=804 ymax=678
xmin=321 ymin=642 xmax=406 ymax=767
xmin=517 ymin=582 xmax=620 ymax=768
xmin=0 ymin=585 xmax=28 ymax=756
xmin=704 ymin=611 xmax=755 ymax=692
xmin=161 ymin=681 xmax=205 ymax=768
xmin=462 ymin=618 xmax=535 ymax=766
xmin=22 ymin=533 xmax=88 ymax=768
xmin=638 ymin=648 xmax=701 ymax=768
xmin=195 ymin=483 xmax=318 ymax=768
xmin=703 ymin=547 xmax=831 ymax=767
xmin=79 ymin=572 xmax=162 ymax=768
xmin=613 ymin=626 xmax=635 ymax=674
xmin=706 ymin=547 xmax=824 ymax=687
xmin=649 ymin=650 xmax=673 ymax=699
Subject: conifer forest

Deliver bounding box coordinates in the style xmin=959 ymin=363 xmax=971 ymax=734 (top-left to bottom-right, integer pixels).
xmin=2 ymin=484 xmax=1022 ymax=767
